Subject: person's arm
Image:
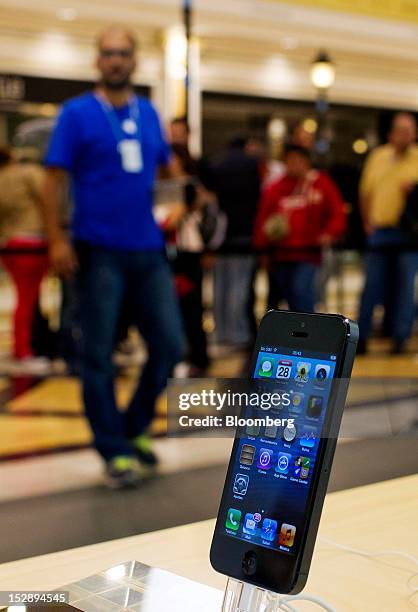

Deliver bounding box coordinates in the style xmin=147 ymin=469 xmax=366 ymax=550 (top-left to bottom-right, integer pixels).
xmin=359 ymin=152 xmax=376 ymax=236
xmin=359 ymin=193 xmax=372 ymax=235
xmin=157 ymin=159 xmax=187 ymax=231
xmin=158 ymin=156 xmax=184 ymax=180
xmin=253 ymin=183 xmax=278 ymax=249
xmin=152 ymin=107 xmax=187 ymax=230
xmin=42 ymin=167 xmax=78 ymax=278
xmin=42 ymin=102 xmax=81 ymax=277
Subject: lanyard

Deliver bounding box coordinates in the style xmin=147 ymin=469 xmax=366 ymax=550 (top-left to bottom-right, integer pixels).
xmin=95 ymin=92 xmax=142 ymax=145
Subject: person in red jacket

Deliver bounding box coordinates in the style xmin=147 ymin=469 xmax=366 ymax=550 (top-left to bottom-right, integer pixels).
xmin=254 ymin=145 xmax=346 ymax=312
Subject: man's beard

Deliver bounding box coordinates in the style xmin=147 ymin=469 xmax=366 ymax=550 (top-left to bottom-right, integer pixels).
xmin=102 ymin=76 xmax=131 ymax=91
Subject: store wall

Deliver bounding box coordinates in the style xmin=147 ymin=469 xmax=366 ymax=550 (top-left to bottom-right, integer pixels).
xmin=0 ymin=74 xmax=149 ymax=147
xmin=1 ymin=0 xmax=418 ymax=112
xmin=201 ymin=92 xmax=381 ymax=160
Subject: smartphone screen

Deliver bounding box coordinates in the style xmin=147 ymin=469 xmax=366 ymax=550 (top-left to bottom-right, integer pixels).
xmin=222 ymin=343 xmax=338 ymax=558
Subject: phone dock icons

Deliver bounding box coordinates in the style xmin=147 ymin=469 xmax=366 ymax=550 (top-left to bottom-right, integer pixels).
xmin=225 ymin=508 xmax=241 ymax=531
xmin=243 ymin=513 xmax=258 ymax=536
xmin=279 ymin=523 xmax=296 ymax=547
xmin=261 ymin=518 xmax=277 ymax=542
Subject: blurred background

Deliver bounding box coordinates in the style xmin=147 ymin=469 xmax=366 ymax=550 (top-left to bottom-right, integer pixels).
xmin=0 ymin=0 xmax=417 ymax=566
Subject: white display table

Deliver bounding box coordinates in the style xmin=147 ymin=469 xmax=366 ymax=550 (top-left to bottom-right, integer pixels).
xmin=0 ymin=475 xmax=416 ymax=611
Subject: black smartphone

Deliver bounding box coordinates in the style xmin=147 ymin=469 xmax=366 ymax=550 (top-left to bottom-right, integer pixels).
xmin=210 ymin=310 xmax=358 ymax=594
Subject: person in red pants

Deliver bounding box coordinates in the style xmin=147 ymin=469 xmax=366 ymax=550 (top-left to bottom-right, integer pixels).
xmin=0 ymin=147 xmax=49 ymax=368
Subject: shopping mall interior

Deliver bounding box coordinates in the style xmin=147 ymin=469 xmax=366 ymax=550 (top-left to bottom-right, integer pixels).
xmin=0 ymin=1 xmax=417 ymax=611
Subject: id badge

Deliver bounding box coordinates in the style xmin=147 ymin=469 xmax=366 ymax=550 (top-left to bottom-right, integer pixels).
xmin=118 ymin=139 xmax=143 ymax=173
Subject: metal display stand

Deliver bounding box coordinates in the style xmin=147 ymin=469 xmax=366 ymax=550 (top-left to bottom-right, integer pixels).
xmin=222 ymin=577 xmax=283 ymax=612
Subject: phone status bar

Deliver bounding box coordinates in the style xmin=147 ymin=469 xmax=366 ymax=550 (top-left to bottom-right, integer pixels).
xmin=259 ymin=346 xmax=337 ymax=362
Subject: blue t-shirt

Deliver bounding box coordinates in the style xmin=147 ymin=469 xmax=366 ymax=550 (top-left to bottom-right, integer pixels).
xmin=45 ymin=92 xmax=171 ymax=250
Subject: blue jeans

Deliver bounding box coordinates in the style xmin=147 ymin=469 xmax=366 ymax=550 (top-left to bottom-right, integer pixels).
xmin=358 ymin=229 xmax=418 ymax=342
xmin=395 ymin=252 xmax=418 ymax=342
xmin=214 ymin=254 xmax=256 ymax=345
xmin=271 ymin=262 xmax=317 ymax=313
xmin=77 ymin=243 xmax=183 ymax=461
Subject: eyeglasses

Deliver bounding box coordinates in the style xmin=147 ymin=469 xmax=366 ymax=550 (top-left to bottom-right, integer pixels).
xmin=99 ymin=49 xmax=134 ymax=59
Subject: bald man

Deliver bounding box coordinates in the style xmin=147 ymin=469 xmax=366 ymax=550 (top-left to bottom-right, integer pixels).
xmin=43 ymin=27 xmax=183 ymax=487
xmin=358 ymin=112 xmax=418 ymax=354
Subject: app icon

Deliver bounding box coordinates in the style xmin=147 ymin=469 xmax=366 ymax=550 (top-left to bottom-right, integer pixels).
xmin=233 ymin=473 xmax=249 ymax=496
xmin=240 ymin=444 xmax=256 ymax=465
xmin=295 ymin=362 xmax=311 ymax=383
xmin=226 ymin=508 xmax=242 ymax=531
xmin=264 ymin=424 xmax=279 ymax=438
xmin=276 ymin=360 xmax=293 ymax=380
xmin=283 ymin=423 xmax=297 ymax=443
xmin=261 ymin=518 xmax=278 ymax=542
xmin=290 ymin=392 xmax=305 ymax=411
xmin=279 ymin=523 xmax=296 ymax=547
xmin=246 ymin=423 xmax=261 ymax=437
xmin=315 ymin=364 xmax=331 ymax=382
xmin=276 ymin=452 xmax=292 ymax=474
xmin=307 ymin=395 xmax=324 ymax=419
xmin=257 ymin=448 xmax=274 ymax=470
xmin=243 ymin=513 xmax=258 ymax=536
xmin=294 ymin=456 xmax=311 ymax=479
xmin=299 ymin=428 xmax=317 ymax=449
xmin=258 ymin=357 xmax=275 ymax=378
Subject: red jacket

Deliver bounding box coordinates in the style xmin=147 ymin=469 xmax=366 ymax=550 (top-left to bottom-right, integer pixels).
xmin=253 ymin=170 xmax=346 ymax=263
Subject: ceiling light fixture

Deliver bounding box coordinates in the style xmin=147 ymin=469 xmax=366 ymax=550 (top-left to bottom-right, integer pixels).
xmin=281 ymin=36 xmax=299 ymax=51
xmin=57 ymin=7 xmax=78 ymax=22
xmin=310 ymin=51 xmax=335 ymax=91
xmin=353 ymin=139 xmax=368 ymax=155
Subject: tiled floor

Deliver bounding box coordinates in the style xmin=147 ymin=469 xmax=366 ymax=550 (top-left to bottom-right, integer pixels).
xmin=1 ymin=344 xmax=417 ymax=460
xmin=0 ymin=267 xmax=417 ymax=563
xmin=0 ymin=437 xmax=234 ymax=503
xmin=0 ymin=435 xmax=416 ymax=564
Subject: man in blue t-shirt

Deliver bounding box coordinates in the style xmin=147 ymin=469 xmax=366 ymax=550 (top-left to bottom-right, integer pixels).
xmin=43 ymin=26 xmax=183 ymax=488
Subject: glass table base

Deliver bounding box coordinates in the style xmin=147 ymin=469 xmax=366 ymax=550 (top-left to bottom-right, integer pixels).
xmin=62 ymin=560 xmax=224 ymax=611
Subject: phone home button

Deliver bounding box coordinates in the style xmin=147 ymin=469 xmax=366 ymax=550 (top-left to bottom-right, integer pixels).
xmin=242 ymin=550 xmax=257 ymax=576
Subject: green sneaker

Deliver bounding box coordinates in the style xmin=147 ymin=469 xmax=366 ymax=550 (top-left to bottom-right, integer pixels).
xmin=105 ymin=456 xmax=142 ymax=489
xmin=132 ymin=434 xmax=159 ymax=467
